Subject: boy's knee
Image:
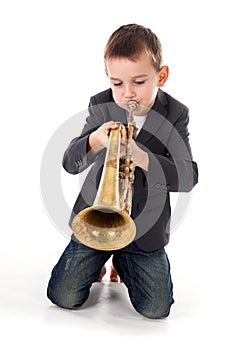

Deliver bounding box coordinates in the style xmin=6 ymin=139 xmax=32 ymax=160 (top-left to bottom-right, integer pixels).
xmin=131 ymin=294 xmax=174 ymax=319
xmin=133 ymin=303 xmax=171 ymax=319
xmin=47 ymin=284 xmax=88 ymax=310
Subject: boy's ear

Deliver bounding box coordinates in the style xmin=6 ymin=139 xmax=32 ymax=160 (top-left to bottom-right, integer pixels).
xmin=105 ymin=67 xmax=109 ymax=77
xmin=158 ymin=65 xmax=169 ymax=87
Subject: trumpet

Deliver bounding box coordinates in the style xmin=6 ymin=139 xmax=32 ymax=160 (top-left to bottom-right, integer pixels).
xmin=71 ymin=101 xmax=138 ymax=251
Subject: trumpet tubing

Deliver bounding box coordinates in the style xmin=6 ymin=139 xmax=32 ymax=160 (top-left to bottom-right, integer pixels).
xmin=71 ymin=101 xmax=138 ymax=251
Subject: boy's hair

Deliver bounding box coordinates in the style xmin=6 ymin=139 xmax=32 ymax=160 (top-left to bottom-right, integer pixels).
xmin=104 ymin=24 xmax=162 ymax=71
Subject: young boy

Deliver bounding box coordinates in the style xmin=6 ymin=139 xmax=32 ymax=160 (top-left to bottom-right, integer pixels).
xmin=47 ymin=24 xmax=198 ymax=319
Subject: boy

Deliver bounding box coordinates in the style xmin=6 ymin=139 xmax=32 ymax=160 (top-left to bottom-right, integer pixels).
xmin=47 ymin=24 xmax=198 ymax=319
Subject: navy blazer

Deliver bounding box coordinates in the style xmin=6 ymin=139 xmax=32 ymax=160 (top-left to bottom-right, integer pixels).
xmin=63 ymin=88 xmax=198 ymax=252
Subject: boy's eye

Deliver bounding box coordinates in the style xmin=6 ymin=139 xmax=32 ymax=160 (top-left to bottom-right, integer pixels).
xmin=111 ymin=80 xmax=145 ymax=87
xmin=111 ymin=80 xmax=122 ymax=86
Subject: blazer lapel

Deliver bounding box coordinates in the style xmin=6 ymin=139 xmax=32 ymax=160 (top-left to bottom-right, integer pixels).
xmin=106 ymin=102 xmax=128 ymax=124
xmin=136 ymin=89 xmax=168 ymax=145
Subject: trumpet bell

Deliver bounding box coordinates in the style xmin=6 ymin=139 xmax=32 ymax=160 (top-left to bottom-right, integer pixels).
xmin=72 ymin=206 xmax=136 ymax=251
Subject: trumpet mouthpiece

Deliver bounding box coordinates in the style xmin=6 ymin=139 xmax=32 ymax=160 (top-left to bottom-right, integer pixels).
xmin=127 ymin=101 xmax=138 ymax=111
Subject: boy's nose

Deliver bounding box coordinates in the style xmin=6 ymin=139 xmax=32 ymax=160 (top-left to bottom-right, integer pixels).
xmin=124 ymin=84 xmax=136 ymax=99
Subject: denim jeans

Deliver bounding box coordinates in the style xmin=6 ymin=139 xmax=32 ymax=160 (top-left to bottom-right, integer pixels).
xmin=47 ymin=237 xmax=174 ymax=319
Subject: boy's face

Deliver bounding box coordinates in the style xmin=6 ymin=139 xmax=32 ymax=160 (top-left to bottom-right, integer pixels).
xmin=105 ymin=52 xmax=168 ymax=116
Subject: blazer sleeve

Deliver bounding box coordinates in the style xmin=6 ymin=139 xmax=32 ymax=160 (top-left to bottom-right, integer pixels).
xmin=62 ymin=96 xmax=105 ymax=175
xmin=146 ymin=107 xmax=198 ymax=193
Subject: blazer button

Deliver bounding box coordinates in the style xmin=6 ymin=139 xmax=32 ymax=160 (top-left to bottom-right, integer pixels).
xmin=155 ymin=184 xmax=160 ymax=189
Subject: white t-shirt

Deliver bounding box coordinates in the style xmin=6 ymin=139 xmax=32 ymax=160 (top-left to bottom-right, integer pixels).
xmin=133 ymin=115 xmax=147 ymax=136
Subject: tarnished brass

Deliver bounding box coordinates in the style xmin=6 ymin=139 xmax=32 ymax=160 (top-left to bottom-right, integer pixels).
xmin=71 ymin=101 xmax=138 ymax=250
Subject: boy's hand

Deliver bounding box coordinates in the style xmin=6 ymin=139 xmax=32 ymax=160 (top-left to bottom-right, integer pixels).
xmin=120 ymin=132 xmax=149 ymax=172
xmin=88 ymin=121 xmax=119 ymax=153
xmin=88 ymin=122 xmax=149 ymax=171
xmin=131 ymin=140 xmax=149 ymax=171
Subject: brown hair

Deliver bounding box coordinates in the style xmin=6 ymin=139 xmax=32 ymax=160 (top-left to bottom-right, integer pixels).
xmin=104 ymin=24 xmax=163 ymax=71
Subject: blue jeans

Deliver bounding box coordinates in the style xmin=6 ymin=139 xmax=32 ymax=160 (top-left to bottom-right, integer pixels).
xmin=47 ymin=238 xmax=174 ymax=319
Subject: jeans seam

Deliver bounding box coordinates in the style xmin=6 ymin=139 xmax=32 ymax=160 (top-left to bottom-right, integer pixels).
xmin=125 ymin=254 xmax=138 ymax=302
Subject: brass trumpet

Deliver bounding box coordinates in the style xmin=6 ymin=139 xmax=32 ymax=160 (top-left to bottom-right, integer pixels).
xmin=71 ymin=101 xmax=138 ymax=251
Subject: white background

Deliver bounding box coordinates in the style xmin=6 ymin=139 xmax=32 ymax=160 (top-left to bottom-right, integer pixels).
xmin=1 ymin=0 xmax=232 ymax=349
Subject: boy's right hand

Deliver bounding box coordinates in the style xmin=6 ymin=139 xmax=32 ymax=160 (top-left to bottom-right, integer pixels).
xmin=88 ymin=121 xmax=120 ymax=152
